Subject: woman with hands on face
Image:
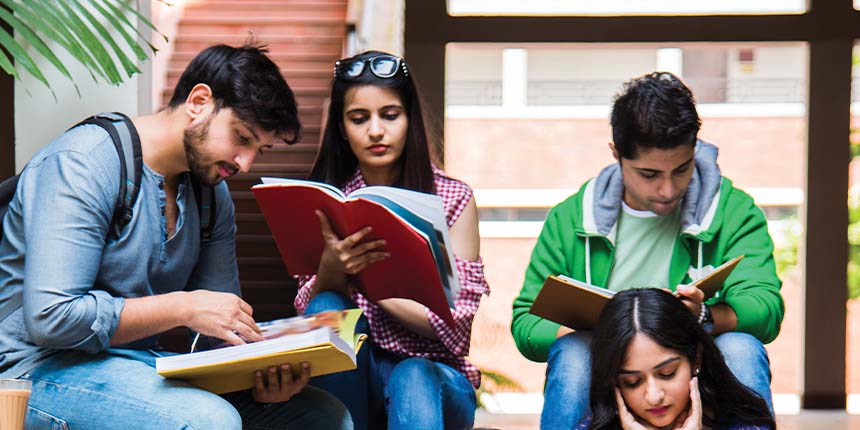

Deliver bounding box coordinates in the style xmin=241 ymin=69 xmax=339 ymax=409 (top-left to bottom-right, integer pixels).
xmin=291 ymin=50 xmax=489 ymax=430
xmin=582 ymin=289 xmax=774 ymax=430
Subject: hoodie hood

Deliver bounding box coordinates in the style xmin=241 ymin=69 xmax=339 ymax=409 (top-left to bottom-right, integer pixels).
xmin=582 ymin=140 xmax=723 ymax=244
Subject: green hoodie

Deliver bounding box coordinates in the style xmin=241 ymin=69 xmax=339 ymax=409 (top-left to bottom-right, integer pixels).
xmin=511 ymin=142 xmax=784 ymax=363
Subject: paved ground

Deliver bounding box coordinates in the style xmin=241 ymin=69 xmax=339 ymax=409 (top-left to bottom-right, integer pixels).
xmin=473 ymin=410 xmax=860 ymax=430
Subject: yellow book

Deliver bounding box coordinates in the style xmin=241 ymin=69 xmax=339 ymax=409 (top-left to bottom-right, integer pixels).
xmin=156 ymin=309 xmax=366 ymax=394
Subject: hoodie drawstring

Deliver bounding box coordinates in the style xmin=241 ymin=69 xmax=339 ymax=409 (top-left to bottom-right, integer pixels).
xmin=697 ymin=240 xmax=703 ymax=279
xmin=585 ymin=237 xmax=592 ymax=285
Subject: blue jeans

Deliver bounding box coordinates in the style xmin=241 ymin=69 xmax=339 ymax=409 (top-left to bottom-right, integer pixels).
xmin=306 ymin=291 xmax=477 ymax=430
xmin=541 ymin=331 xmax=773 ymax=430
xmin=20 ymin=348 xmax=352 ymax=429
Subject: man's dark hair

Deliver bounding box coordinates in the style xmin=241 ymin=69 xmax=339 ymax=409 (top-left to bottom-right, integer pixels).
xmin=168 ymin=43 xmax=301 ymax=144
xmin=610 ymin=72 xmax=701 ymax=160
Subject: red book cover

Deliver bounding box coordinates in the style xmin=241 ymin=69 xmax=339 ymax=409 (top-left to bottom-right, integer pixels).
xmin=252 ymin=183 xmax=457 ymax=327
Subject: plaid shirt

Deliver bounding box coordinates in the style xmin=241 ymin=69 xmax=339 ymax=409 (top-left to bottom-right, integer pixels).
xmin=294 ymin=167 xmax=490 ymax=388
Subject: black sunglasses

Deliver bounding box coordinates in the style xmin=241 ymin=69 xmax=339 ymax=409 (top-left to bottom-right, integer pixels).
xmin=334 ymin=55 xmax=408 ymax=80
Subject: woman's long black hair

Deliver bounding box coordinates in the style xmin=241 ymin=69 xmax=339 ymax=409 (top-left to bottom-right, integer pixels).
xmin=308 ymin=50 xmax=436 ymax=194
xmin=588 ymin=289 xmax=775 ymax=430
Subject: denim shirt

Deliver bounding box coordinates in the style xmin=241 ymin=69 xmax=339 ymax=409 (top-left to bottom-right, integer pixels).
xmin=0 ymin=124 xmax=240 ymax=378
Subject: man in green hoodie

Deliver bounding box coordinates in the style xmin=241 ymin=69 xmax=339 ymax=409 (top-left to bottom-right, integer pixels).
xmin=511 ymin=72 xmax=784 ymax=430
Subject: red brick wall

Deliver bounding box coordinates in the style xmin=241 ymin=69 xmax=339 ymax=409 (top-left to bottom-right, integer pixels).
xmin=445 ymin=116 xmax=806 ymax=190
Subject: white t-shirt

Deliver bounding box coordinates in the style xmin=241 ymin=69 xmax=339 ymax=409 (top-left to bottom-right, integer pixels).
xmin=606 ymin=202 xmax=682 ymax=292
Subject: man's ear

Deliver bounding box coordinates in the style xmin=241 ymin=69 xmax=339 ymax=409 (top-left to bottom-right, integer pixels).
xmin=609 ymin=142 xmax=620 ymax=162
xmin=185 ymin=83 xmax=214 ymax=121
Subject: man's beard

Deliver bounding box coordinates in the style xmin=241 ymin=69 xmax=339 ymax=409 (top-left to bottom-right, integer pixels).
xmin=183 ymin=117 xmax=220 ymax=185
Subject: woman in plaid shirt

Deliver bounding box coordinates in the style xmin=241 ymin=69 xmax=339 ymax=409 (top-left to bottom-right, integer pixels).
xmin=293 ymin=51 xmax=489 ymax=430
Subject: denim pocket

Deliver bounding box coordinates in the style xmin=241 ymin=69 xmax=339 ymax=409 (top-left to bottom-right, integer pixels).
xmin=26 ymin=405 xmax=69 ymax=430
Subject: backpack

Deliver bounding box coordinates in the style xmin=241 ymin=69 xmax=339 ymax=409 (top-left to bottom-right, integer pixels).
xmin=0 ymin=112 xmax=216 ymax=242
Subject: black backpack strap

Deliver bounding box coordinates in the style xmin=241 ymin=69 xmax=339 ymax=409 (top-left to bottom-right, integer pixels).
xmin=70 ymin=112 xmax=142 ymax=240
xmin=0 ymin=175 xmax=22 ymax=321
xmin=191 ymin=176 xmax=216 ymax=242
xmin=0 ymin=174 xmax=21 ymax=240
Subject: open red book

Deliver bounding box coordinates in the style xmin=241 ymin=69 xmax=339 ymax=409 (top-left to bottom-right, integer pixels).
xmin=252 ymin=177 xmax=459 ymax=327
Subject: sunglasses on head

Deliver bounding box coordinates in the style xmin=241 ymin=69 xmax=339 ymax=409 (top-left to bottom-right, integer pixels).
xmin=334 ymin=54 xmax=409 ymax=80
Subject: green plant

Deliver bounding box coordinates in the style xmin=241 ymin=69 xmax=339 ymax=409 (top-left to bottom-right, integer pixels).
xmin=475 ymin=368 xmax=523 ymax=409
xmin=850 ymin=126 xmax=860 ymax=300
xmin=0 ymin=0 xmax=166 ymax=92
xmin=850 ymin=184 xmax=860 ymax=300
xmin=773 ymin=219 xmax=799 ymax=278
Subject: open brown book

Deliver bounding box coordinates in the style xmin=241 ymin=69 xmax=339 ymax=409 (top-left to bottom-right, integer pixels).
xmin=529 ymin=255 xmax=744 ymax=330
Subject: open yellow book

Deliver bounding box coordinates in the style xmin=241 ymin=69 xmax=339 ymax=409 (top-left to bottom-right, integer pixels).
xmin=530 ymin=255 xmax=744 ymax=330
xmin=156 ymin=309 xmax=366 ymax=394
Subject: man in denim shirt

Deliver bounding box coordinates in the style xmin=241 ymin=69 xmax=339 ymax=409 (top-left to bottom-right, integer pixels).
xmin=0 ymin=44 xmax=352 ymax=429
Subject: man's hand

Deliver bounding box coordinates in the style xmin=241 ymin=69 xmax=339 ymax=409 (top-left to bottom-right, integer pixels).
xmin=674 ymin=284 xmax=705 ymax=320
xmin=251 ymin=363 xmax=311 ymax=403
xmin=183 ymin=290 xmax=262 ymax=345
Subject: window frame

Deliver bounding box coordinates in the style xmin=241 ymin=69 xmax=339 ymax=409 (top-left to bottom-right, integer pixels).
xmin=404 ymin=0 xmax=857 ymax=409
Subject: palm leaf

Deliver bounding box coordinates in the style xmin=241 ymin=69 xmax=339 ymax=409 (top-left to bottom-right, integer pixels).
xmin=0 ymin=0 xmax=168 ymax=88
xmin=115 ymin=0 xmax=169 ymax=43
xmin=94 ymin=0 xmax=158 ymax=57
xmin=8 ymin=0 xmax=107 ymax=82
xmin=0 ymin=5 xmax=74 ymax=94
xmin=53 ymin=0 xmax=124 ymax=83
xmin=0 ymin=24 xmax=51 ymax=89
xmin=98 ymin=0 xmax=165 ymax=53
xmin=0 ymin=41 xmax=19 ymax=78
xmin=67 ymin=0 xmax=140 ymax=77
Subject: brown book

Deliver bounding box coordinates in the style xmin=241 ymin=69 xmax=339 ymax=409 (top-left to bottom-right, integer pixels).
xmin=528 ymin=255 xmax=745 ymax=330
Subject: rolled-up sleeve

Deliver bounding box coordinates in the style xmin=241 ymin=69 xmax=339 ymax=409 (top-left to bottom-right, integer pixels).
xmin=426 ymin=256 xmax=489 ymax=356
xmin=294 ymin=275 xmax=315 ymax=315
xmin=20 ymin=150 xmax=124 ymax=352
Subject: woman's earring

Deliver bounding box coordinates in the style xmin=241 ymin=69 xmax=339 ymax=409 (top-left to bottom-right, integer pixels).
xmin=694 ymin=367 xmax=700 ymax=376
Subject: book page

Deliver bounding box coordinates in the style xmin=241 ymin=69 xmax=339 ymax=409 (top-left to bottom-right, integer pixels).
xmin=259 ymin=177 xmax=346 ymax=200
xmin=156 ymin=328 xmax=331 ymax=371
xmin=258 ymin=311 xmax=345 ymax=341
xmin=556 ymin=274 xmax=615 ymax=298
xmin=687 ymin=254 xmax=744 ymax=299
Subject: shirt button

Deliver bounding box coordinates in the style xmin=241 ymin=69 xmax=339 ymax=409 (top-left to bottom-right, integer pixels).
xmin=161 ymin=208 xmax=165 ymax=216
xmin=159 ymin=182 xmax=164 ymax=189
